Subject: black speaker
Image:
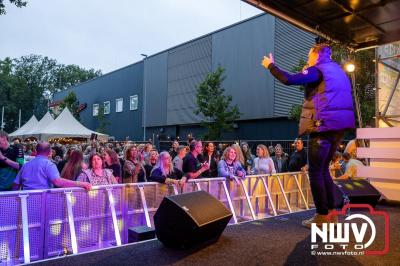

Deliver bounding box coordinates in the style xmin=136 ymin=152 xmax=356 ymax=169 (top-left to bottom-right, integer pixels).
xmin=154 ymin=190 xmax=232 ymax=248
xmin=334 ymin=179 xmax=381 ymax=208
xmin=128 ymin=226 xmax=155 ymax=243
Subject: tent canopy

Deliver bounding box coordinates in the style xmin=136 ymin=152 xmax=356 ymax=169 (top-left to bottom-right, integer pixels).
xmin=37 ymin=108 xmax=108 ymax=141
xmin=23 ymin=112 xmax=54 ymax=139
xmin=9 ymin=115 xmax=38 ymax=138
xmin=244 ymin=0 xmax=400 ymax=50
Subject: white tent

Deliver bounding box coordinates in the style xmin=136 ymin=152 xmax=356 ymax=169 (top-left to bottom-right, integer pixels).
xmin=36 ymin=108 xmax=108 ymax=141
xmin=9 ymin=115 xmax=38 ymax=138
xmin=23 ymin=112 xmax=54 ymax=139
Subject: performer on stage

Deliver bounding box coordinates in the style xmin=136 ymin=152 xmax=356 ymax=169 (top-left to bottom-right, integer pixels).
xmin=261 ymin=43 xmax=355 ymax=228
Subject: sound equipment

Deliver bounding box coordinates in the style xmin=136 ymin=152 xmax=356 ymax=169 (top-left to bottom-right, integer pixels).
xmin=154 ymin=191 xmax=232 ymax=248
xmin=333 ymin=179 xmax=381 ymax=208
xmin=128 ymin=226 xmax=155 ymax=243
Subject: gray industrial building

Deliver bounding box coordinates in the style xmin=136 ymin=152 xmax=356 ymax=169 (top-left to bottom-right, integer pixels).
xmin=52 ymin=13 xmax=315 ymax=141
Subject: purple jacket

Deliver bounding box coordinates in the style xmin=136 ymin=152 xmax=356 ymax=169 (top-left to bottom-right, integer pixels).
xmin=269 ymin=59 xmax=355 ymax=136
xmin=299 ymin=59 xmax=355 ymax=135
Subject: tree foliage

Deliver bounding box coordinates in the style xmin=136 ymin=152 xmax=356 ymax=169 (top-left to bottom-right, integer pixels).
xmin=195 ymin=67 xmax=241 ymax=140
xmin=59 ymin=91 xmax=80 ymax=121
xmin=0 ymin=0 xmax=27 ymax=15
xmin=0 ymin=55 xmax=101 ymax=132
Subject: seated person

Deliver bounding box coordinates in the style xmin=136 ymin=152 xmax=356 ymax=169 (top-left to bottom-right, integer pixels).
xmin=149 ymin=151 xmax=186 ymax=187
xmin=336 ymin=152 xmax=364 ymax=179
xmin=329 ymin=151 xmax=344 ymax=178
xmin=218 ymin=146 xmax=246 ymax=180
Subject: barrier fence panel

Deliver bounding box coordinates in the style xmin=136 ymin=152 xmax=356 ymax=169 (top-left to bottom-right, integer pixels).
xmin=0 ymin=171 xmax=313 ymax=265
xmin=0 ymin=190 xmax=45 ymax=265
xmin=246 ymin=175 xmax=277 ymax=218
xmin=45 ymin=186 xmax=125 ymax=259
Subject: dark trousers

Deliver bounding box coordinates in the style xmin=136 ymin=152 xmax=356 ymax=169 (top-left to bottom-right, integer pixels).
xmin=308 ymin=130 xmax=344 ymax=215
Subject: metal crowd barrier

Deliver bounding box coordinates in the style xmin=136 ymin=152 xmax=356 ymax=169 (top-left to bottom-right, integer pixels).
xmin=0 ymin=172 xmax=313 ymax=265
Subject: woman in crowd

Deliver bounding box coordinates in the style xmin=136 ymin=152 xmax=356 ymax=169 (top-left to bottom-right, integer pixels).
xmin=231 ymin=143 xmax=245 ymax=167
xmin=217 ymin=146 xmax=246 ymax=180
xmin=57 ymin=147 xmax=74 ymax=173
xmin=144 ymin=149 xmax=158 ymax=179
xmin=143 ymin=143 xmax=153 ymax=158
xmin=241 ymin=142 xmax=255 ymax=173
xmin=123 ymin=145 xmax=146 ymax=183
xmin=149 ymin=151 xmax=187 ymax=187
xmin=61 ymin=150 xmax=87 ymax=181
xmin=252 ymin=144 xmax=276 ymax=175
xmin=201 ymin=142 xmax=219 ymax=178
xmin=76 ymin=153 xmax=118 ymax=185
xmin=103 ymin=149 xmax=122 ymax=183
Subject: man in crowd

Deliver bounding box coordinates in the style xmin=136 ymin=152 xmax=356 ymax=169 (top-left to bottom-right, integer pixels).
xmin=288 ymin=138 xmax=308 ymax=172
xmin=272 ymin=144 xmax=289 ymax=173
xmin=172 ymin=145 xmax=187 ymax=171
xmin=13 ymin=141 xmax=92 ymax=190
xmin=0 ymin=131 xmax=24 ymax=191
xmin=182 ymin=140 xmax=209 ymax=179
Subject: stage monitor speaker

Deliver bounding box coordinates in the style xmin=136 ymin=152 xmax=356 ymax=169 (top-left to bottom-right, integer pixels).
xmin=154 ymin=190 xmax=232 ymax=249
xmin=334 ymin=179 xmax=381 ymax=208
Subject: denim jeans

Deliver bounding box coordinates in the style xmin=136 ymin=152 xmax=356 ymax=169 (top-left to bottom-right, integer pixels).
xmin=308 ymin=130 xmax=344 ymax=215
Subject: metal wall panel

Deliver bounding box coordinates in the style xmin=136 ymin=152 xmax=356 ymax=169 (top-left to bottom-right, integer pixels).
xmin=212 ymin=14 xmax=275 ymax=120
xmin=273 ymin=18 xmax=315 ymax=117
xmin=166 ymin=36 xmax=212 ymax=125
xmin=143 ymin=52 xmax=168 ymax=127
xmin=52 ymin=63 xmax=144 ymax=140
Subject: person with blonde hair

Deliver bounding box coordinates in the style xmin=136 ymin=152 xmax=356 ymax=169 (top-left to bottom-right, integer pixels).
xmin=149 ymin=151 xmax=187 ymax=187
xmin=231 ymin=143 xmax=245 ymax=166
xmin=252 ymin=144 xmax=276 ymax=175
xmin=218 ymin=146 xmax=246 ymax=180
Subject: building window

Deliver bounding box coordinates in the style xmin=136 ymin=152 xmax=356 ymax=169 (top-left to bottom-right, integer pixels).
xmin=116 ymin=98 xmax=123 ymax=113
xmin=93 ymin=104 xmax=99 ymax=116
xmin=104 ymin=101 xmax=110 ymax=114
xmin=130 ymin=95 xmax=138 ymax=110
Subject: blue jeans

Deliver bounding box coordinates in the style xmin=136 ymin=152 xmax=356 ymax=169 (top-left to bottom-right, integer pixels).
xmin=308 ymin=131 xmax=344 ymax=215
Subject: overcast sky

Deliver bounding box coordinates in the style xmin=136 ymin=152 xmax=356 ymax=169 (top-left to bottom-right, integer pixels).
xmin=0 ymin=0 xmax=263 ymax=73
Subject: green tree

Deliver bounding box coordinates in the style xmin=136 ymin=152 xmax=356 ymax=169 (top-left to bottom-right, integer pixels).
xmin=195 ymin=66 xmax=241 ymax=140
xmin=0 ymin=0 xmax=27 ymax=15
xmin=59 ymin=91 xmax=80 ymax=121
xmin=0 ymin=55 xmax=101 ymax=132
xmin=95 ymin=105 xmax=109 ymax=134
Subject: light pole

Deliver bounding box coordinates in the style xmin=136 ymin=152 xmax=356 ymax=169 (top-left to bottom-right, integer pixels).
xmin=141 ymin=54 xmax=148 ymax=141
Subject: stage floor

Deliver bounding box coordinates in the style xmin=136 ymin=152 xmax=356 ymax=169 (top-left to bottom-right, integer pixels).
xmin=34 ymin=204 xmax=399 ymax=266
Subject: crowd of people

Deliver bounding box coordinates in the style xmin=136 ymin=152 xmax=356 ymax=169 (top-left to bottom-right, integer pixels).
xmin=0 ymin=130 xmax=364 ymax=192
